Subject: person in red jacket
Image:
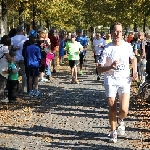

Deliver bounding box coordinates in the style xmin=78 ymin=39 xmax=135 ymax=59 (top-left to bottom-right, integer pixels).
xmin=48 ymin=29 xmax=59 ymax=73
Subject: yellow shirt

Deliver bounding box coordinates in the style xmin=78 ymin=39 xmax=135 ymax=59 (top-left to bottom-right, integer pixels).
xmin=106 ymin=39 xmax=112 ymax=44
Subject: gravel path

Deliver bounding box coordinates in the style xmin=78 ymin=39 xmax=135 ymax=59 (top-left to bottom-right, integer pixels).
xmin=0 ymin=50 xmax=149 ymax=150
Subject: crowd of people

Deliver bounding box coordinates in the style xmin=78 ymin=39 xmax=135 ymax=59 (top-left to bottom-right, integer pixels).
xmin=1 ymin=22 xmax=150 ymax=143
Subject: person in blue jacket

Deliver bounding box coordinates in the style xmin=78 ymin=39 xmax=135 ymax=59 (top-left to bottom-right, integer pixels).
xmin=26 ymin=36 xmax=41 ymax=97
xmin=76 ymin=29 xmax=88 ymax=75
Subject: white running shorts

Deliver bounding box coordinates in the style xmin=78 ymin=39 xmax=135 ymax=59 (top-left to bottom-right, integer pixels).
xmin=104 ymin=84 xmax=130 ymax=97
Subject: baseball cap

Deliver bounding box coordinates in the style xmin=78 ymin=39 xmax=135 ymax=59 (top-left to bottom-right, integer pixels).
xmin=29 ymin=30 xmax=38 ymax=37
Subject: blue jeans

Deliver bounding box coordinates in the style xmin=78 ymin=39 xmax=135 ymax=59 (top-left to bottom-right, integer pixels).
xmin=45 ymin=63 xmax=51 ymax=77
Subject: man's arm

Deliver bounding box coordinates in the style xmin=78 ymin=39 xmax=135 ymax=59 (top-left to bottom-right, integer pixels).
xmin=97 ymin=48 xmax=115 ymax=73
xmin=92 ymin=40 xmax=96 ymax=53
xmin=5 ymin=53 xmax=12 ymax=62
xmin=97 ymin=64 xmax=113 ymax=73
xmin=142 ymin=39 xmax=147 ymax=57
xmin=79 ymin=44 xmax=83 ymax=53
xmin=130 ymin=56 xmax=137 ymax=73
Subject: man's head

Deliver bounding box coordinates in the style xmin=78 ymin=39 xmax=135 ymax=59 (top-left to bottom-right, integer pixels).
xmin=77 ymin=29 xmax=82 ymax=37
xmin=110 ymin=22 xmax=122 ymax=42
xmin=71 ymin=34 xmax=76 ymax=43
xmin=29 ymin=30 xmax=38 ymax=38
xmin=29 ymin=30 xmax=38 ymax=43
xmin=138 ymin=32 xmax=144 ymax=40
xmin=49 ymin=29 xmax=54 ymax=35
xmin=95 ymin=32 xmax=101 ymax=40
xmin=16 ymin=25 xmax=23 ymax=34
xmin=1 ymin=35 xmax=11 ymax=46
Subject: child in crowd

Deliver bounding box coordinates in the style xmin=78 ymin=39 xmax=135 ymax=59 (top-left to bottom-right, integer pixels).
xmin=26 ymin=36 xmax=42 ymax=97
xmin=8 ymin=51 xmax=19 ymax=103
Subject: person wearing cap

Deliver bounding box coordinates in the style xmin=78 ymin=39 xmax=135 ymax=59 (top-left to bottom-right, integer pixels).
xmin=76 ymin=29 xmax=88 ymax=75
xmin=22 ymin=29 xmax=38 ymax=93
xmin=65 ymin=34 xmax=83 ymax=84
xmin=26 ymin=36 xmax=42 ymax=97
xmin=11 ymin=26 xmax=28 ymax=94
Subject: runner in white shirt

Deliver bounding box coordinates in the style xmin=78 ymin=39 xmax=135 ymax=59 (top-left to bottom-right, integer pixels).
xmin=93 ymin=32 xmax=106 ymax=80
xmin=97 ymin=22 xmax=138 ymax=143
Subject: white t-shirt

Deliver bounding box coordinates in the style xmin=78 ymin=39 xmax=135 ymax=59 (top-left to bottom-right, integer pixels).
xmin=99 ymin=41 xmax=135 ymax=85
xmin=93 ymin=38 xmax=106 ymax=55
xmin=0 ymin=44 xmax=9 ymax=78
xmin=11 ymin=35 xmax=28 ymax=61
xmin=0 ymin=44 xmax=9 ymax=58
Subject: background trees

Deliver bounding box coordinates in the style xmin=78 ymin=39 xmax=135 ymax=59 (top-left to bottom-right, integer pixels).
xmin=1 ymin=0 xmax=150 ymax=35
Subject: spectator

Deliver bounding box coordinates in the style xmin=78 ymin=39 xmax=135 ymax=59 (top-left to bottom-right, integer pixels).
xmin=26 ymin=36 xmax=42 ymax=97
xmin=0 ymin=35 xmax=12 ymax=102
xmin=7 ymin=50 xmax=19 ymax=103
xmin=59 ymin=33 xmax=66 ymax=64
xmin=38 ymin=31 xmax=51 ymax=81
xmin=48 ymin=29 xmax=59 ymax=73
xmin=11 ymin=26 xmax=28 ymax=94
xmin=22 ymin=29 xmax=38 ymax=93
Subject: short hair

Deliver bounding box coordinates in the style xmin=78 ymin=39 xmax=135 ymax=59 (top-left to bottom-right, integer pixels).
xmin=110 ymin=22 xmax=122 ymax=32
xmin=9 ymin=50 xmax=16 ymax=57
xmin=96 ymin=32 xmax=101 ymax=35
xmin=30 ymin=36 xmax=37 ymax=44
xmin=16 ymin=25 xmax=23 ymax=33
xmin=8 ymin=28 xmax=17 ymax=38
xmin=1 ymin=35 xmax=11 ymax=46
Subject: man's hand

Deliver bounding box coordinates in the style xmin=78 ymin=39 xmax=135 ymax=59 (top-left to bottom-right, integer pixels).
xmin=98 ymin=44 xmax=102 ymax=48
xmin=15 ymin=46 xmax=20 ymax=50
xmin=110 ymin=60 xmax=119 ymax=69
xmin=132 ymin=72 xmax=138 ymax=81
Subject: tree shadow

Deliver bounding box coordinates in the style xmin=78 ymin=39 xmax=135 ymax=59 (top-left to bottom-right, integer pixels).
xmin=0 ymin=125 xmax=134 ymax=150
xmin=0 ymin=148 xmax=17 ymax=150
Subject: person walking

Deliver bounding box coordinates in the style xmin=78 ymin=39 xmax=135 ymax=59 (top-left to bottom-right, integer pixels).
xmin=97 ymin=22 xmax=138 ymax=143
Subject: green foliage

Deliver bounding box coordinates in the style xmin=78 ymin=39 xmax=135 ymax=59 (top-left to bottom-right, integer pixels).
xmin=4 ymin=0 xmax=150 ymax=32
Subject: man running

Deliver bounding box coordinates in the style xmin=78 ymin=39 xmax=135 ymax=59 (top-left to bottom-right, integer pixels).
xmin=97 ymin=22 xmax=138 ymax=143
xmin=93 ymin=32 xmax=106 ymax=80
xmin=76 ymin=29 xmax=88 ymax=75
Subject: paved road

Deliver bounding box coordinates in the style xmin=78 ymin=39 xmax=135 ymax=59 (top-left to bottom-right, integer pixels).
xmin=0 ymin=50 xmax=149 ymax=150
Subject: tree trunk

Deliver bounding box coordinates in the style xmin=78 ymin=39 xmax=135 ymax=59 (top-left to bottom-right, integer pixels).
xmin=143 ymin=16 xmax=146 ymax=33
xmin=0 ymin=0 xmax=7 ymax=36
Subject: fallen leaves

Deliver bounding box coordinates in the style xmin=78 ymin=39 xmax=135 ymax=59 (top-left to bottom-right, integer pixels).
xmin=0 ymin=106 xmax=32 ymax=126
xmin=130 ymin=84 xmax=150 ymax=148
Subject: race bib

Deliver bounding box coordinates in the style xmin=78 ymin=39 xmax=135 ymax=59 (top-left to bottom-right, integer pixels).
xmin=70 ymin=52 xmax=74 ymax=56
xmin=113 ymin=64 xmax=129 ymax=78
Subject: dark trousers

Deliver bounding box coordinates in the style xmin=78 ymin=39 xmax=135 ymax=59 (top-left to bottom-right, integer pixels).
xmin=8 ymin=80 xmax=19 ymax=100
xmin=25 ymin=65 xmax=29 ymax=92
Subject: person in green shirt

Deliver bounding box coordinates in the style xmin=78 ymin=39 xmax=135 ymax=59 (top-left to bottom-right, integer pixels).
xmin=65 ymin=34 xmax=83 ymax=83
xmin=8 ymin=50 xmax=19 ymax=103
